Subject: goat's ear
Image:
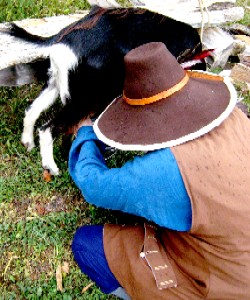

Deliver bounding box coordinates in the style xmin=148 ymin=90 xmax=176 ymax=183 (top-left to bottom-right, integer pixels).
xmin=0 ymin=59 xmax=49 ymax=87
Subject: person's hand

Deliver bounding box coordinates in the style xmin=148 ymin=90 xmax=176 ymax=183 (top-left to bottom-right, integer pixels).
xmin=72 ymin=117 xmax=93 ymax=135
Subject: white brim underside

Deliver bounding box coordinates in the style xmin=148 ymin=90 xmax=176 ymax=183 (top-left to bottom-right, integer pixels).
xmin=93 ymin=75 xmax=237 ymax=151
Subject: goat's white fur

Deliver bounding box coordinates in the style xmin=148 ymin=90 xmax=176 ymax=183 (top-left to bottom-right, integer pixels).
xmin=21 ymin=74 xmax=58 ymax=150
xmin=49 ymin=44 xmax=78 ymax=105
xmin=39 ymin=127 xmax=59 ymax=175
xmin=22 ymin=44 xmax=78 ymax=173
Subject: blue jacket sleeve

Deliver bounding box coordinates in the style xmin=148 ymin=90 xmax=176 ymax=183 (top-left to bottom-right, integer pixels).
xmin=69 ymin=126 xmax=192 ymax=231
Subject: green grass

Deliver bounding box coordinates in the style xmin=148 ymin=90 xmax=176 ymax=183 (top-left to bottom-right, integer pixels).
xmin=0 ymin=1 xmax=249 ymax=299
xmin=0 ymin=84 xmax=123 ymax=299
xmin=0 ymin=0 xmax=90 ymax=22
xmin=236 ymin=0 xmax=250 ymax=25
xmin=0 ymin=0 xmax=131 ymax=23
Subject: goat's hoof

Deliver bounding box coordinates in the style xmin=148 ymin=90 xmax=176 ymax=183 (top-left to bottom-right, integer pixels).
xmin=21 ymin=136 xmax=35 ymax=151
xmin=43 ymin=165 xmax=60 ymax=176
xmin=24 ymin=142 xmax=35 ymax=152
xmin=51 ymin=168 xmax=60 ymax=176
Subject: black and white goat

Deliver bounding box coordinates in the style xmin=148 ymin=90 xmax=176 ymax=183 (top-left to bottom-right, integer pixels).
xmin=1 ymin=6 xmax=206 ymax=175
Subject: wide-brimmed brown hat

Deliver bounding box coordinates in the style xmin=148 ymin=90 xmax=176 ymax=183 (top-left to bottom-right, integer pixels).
xmin=93 ymin=42 xmax=237 ymax=151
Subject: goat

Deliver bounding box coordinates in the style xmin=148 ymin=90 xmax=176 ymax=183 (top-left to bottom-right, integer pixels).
xmin=0 ymin=5 xmax=206 ymax=175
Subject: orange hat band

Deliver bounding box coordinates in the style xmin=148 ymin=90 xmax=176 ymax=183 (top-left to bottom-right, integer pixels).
xmin=123 ymin=71 xmax=223 ymax=106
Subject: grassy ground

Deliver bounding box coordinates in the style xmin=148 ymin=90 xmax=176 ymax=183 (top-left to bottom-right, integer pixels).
xmin=0 ymin=0 xmax=131 ymax=22
xmin=0 ymin=84 xmax=122 ymax=299
xmin=0 ymin=0 xmax=89 ymax=23
xmin=0 ymin=1 xmax=250 ymax=299
xmin=237 ymin=0 xmax=250 ymax=25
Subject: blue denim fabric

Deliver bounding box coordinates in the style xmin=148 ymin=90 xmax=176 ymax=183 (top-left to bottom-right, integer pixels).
xmin=71 ymin=225 xmax=121 ymax=294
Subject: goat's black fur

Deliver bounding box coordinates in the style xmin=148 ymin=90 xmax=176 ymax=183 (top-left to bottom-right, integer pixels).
xmin=1 ymin=5 xmax=206 ymax=173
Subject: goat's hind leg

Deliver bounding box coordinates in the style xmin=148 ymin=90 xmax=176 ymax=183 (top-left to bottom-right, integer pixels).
xmin=39 ymin=124 xmax=59 ymax=175
xmin=38 ymin=101 xmax=89 ymax=176
xmin=21 ymin=79 xmax=58 ymax=151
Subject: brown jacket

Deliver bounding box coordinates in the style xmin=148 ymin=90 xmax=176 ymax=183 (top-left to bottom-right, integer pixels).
xmin=104 ymin=108 xmax=250 ymax=299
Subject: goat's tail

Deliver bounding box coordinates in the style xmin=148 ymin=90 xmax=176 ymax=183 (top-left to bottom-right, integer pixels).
xmin=0 ymin=24 xmax=53 ymax=87
xmin=5 ymin=23 xmax=53 ymax=45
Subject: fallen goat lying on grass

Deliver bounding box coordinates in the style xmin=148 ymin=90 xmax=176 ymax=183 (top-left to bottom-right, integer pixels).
xmin=0 ymin=5 xmax=207 ymax=175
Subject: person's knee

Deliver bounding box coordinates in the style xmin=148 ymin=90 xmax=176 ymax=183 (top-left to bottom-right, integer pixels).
xmin=71 ymin=224 xmax=121 ymax=294
xmin=72 ymin=225 xmax=104 ymax=255
xmin=72 ymin=226 xmax=86 ymax=254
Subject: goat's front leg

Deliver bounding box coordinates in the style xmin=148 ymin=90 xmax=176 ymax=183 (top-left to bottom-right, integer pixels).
xmin=21 ymin=79 xmax=58 ymax=151
xmin=39 ymin=126 xmax=59 ymax=175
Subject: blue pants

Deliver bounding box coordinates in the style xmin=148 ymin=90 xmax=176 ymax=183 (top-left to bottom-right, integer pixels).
xmin=71 ymin=225 xmax=121 ymax=294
